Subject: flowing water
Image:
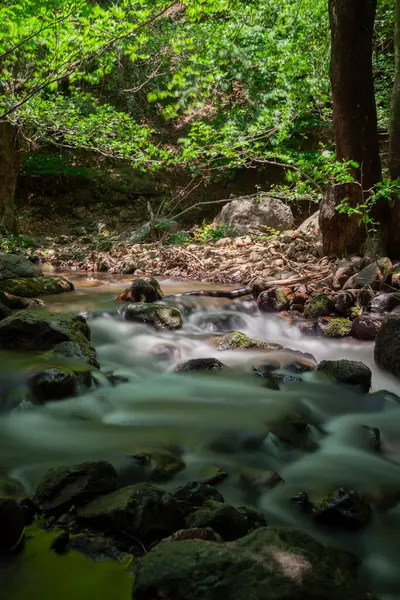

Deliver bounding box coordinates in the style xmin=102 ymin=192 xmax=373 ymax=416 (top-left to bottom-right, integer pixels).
xmin=2 ymin=273 xmax=400 ymax=599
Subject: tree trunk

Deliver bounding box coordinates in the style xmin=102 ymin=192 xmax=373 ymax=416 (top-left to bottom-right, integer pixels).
xmin=388 ymin=0 xmax=400 ymax=259
xmin=320 ymin=183 xmax=366 ymax=256
xmin=389 ymin=0 xmax=400 ymax=180
xmin=0 ymin=122 xmax=22 ymax=234
xmin=321 ymin=0 xmax=389 ymax=256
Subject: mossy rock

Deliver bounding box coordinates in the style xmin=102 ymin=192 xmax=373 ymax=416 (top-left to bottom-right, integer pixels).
xmin=121 ymin=303 xmax=182 ymax=330
xmin=185 ymin=500 xmax=265 ymax=541
xmin=77 ymin=483 xmax=182 ymax=544
xmin=321 ymin=318 xmax=352 ymax=338
xmin=121 ymin=451 xmax=186 ymax=484
xmin=34 ymin=462 xmax=118 ymax=516
xmin=257 ymin=287 xmax=294 ymax=312
xmin=374 ymin=314 xmax=400 ymax=379
xmin=171 ymin=482 xmax=224 ymax=515
xmin=217 ymin=331 xmax=283 ymax=351
xmin=312 ymin=488 xmax=371 ymax=530
xmin=132 ymin=526 xmax=373 ymax=600
xmin=317 ymin=359 xmax=372 ymax=392
xmin=0 ymin=276 xmax=74 ymax=297
xmin=0 ymin=253 xmax=38 ymax=280
xmin=27 ymin=366 xmax=92 ymax=404
xmin=0 ymin=301 xmax=11 ymax=321
xmin=0 ymin=309 xmax=98 ymax=367
xmin=303 ymin=292 xmax=333 ymax=319
xmin=0 ymin=291 xmax=45 ymax=309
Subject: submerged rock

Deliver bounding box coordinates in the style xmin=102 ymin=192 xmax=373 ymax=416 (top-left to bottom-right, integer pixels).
xmin=34 ymin=461 xmax=118 ymax=516
xmin=217 ymin=331 xmax=283 ymax=351
xmin=132 ymin=526 xmax=372 ymax=600
xmin=185 ymin=500 xmax=266 ymax=541
xmin=77 ymin=483 xmax=182 ymax=544
xmin=320 ymin=317 xmax=352 ymax=338
xmin=27 ymin=366 xmax=92 ymax=403
xmin=374 ymin=314 xmax=400 ymax=379
xmin=116 ymin=277 xmax=163 ymax=303
xmin=173 ymin=358 xmax=228 ymax=373
xmin=171 ymin=482 xmax=224 ymax=513
xmin=0 ymin=310 xmax=98 ymax=366
xmin=317 ymin=359 xmax=372 ymax=392
xmin=0 ymin=253 xmax=38 ymax=280
xmin=0 ymin=497 xmax=25 ymax=555
xmin=121 ymin=303 xmax=182 ymax=330
xmin=0 ymin=275 xmax=74 ymax=297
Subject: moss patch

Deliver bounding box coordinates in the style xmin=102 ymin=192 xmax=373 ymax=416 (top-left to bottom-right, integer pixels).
xmin=217 ymin=331 xmax=283 ymax=351
xmin=0 ymin=276 xmax=74 ymax=298
xmin=322 ymin=318 xmax=352 ymax=338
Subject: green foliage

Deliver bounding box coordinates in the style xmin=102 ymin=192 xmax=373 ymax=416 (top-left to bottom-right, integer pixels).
xmin=192 ymin=222 xmax=235 ymax=243
xmin=0 ymin=235 xmax=36 ymax=253
xmin=21 ymin=153 xmax=93 ymax=177
xmin=168 ymin=231 xmax=192 ymax=246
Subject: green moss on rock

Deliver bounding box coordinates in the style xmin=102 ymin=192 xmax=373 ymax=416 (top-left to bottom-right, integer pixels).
xmin=185 ymin=500 xmax=265 ymax=541
xmin=121 ymin=303 xmax=182 ymax=330
xmin=217 ymin=331 xmax=283 ymax=351
xmin=317 ymin=359 xmax=372 ymax=392
xmin=303 ymin=293 xmax=333 ymax=319
xmin=0 ymin=276 xmax=74 ymax=297
xmin=322 ymin=318 xmax=352 ymax=338
xmin=0 ymin=309 xmax=98 ymax=367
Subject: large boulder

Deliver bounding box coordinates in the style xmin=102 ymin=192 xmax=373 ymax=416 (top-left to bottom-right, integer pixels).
xmin=374 ymin=315 xmax=400 ymax=379
xmin=0 ymin=253 xmax=38 ymax=280
xmin=121 ymin=303 xmax=182 ymax=331
xmin=0 ymin=310 xmax=98 ymax=367
xmin=132 ymin=526 xmax=373 ymax=600
xmin=34 ymin=461 xmax=118 ymax=516
xmin=213 ymin=194 xmax=294 ymax=234
xmin=0 ymin=275 xmax=74 ymax=297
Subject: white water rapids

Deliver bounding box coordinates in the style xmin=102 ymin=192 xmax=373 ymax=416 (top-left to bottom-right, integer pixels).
xmin=1 ymin=275 xmax=400 ymax=599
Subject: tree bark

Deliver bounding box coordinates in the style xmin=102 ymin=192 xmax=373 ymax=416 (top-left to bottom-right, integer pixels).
xmin=388 ymin=0 xmax=400 ymax=258
xmin=320 ymin=183 xmax=366 ymax=256
xmin=389 ymin=0 xmax=400 ymax=181
xmin=321 ymin=0 xmax=389 ymax=256
xmin=0 ymin=122 xmax=22 ymax=234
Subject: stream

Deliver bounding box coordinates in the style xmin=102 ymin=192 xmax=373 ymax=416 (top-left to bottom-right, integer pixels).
xmin=2 ymin=273 xmax=400 ymax=600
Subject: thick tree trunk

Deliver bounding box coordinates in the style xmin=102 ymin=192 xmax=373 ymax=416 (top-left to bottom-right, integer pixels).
xmin=0 ymin=122 xmax=22 ymax=233
xmin=389 ymin=0 xmax=400 ymax=181
xmin=320 ymin=183 xmax=366 ymax=256
xmin=388 ymin=0 xmax=400 ymax=259
xmin=321 ymin=0 xmax=389 ymax=256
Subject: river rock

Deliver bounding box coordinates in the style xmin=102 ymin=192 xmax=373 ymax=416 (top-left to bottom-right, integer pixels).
xmin=343 ymin=258 xmax=392 ymax=290
xmin=317 ymin=359 xmax=372 ymax=392
xmin=170 ymin=482 xmax=224 ymax=513
xmin=0 ymin=497 xmax=25 ymax=555
xmin=0 ymin=275 xmax=74 ymax=297
xmin=27 ymin=366 xmax=92 ymax=404
xmin=77 ymin=483 xmax=182 ymax=544
xmin=312 ymin=489 xmax=371 ymax=530
xmin=217 ymin=331 xmax=283 ymax=351
xmin=173 ymin=358 xmax=228 ymax=373
xmin=213 ymin=194 xmax=294 ymax=234
xmin=0 ymin=253 xmax=38 ymax=280
xmin=374 ymin=314 xmax=400 ymax=379
xmin=351 ymin=316 xmax=381 ymax=340
xmin=303 ymin=292 xmax=333 ymax=318
xmin=0 ymin=301 xmax=10 ymax=321
xmin=185 ymin=500 xmax=265 ymax=541
xmin=0 ymin=290 xmax=45 ymax=309
xmin=370 ymin=292 xmax=400 ymax=314
xmin=116 ymin=277 xmax=163 ymax=303
xmin=121 ymin=451 xmax=186 ymax=484
xmin=162 ymin=527 xmax=223 ymax=543
xmin=121 ymin=303 xmax=182 ymax=330
xmin=34 ymin=461 xmax=118 ymax=516
xmin=319 ymin=318 xmax=352 ymax=338
xmin=132 ymin=526 xmax=373 ymax=600
xmin=332 ymin=290 xmax=356 ymax=315
xmin=0 ymin=310 xmax=98 ymax=367
xmin=257 ymin=287 xmax=293 ymax=312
